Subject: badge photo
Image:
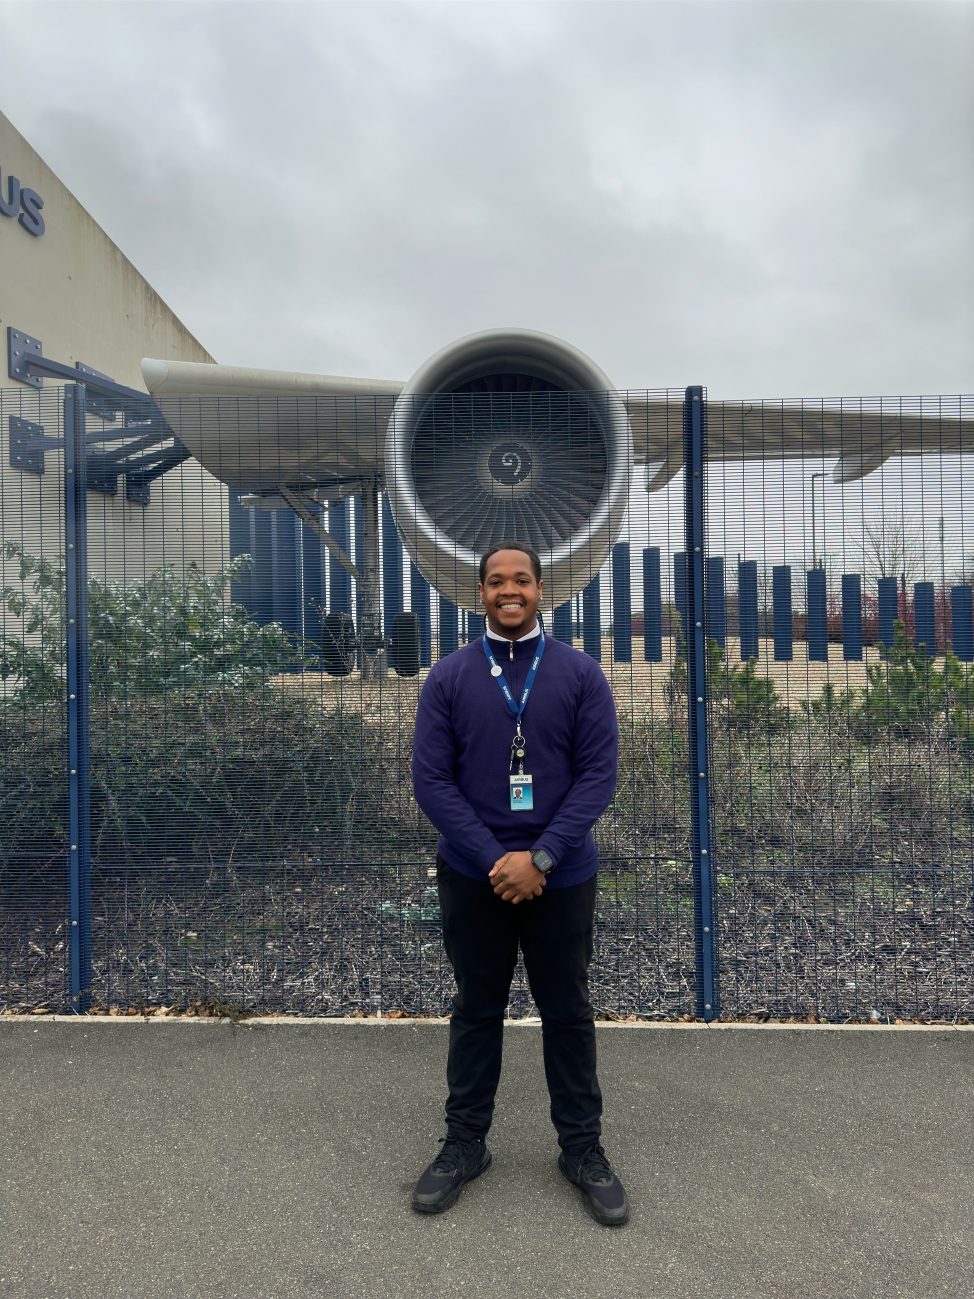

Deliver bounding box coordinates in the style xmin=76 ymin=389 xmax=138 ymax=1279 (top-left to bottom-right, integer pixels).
xmin=509 ymin=773 xmax=534 ymax=811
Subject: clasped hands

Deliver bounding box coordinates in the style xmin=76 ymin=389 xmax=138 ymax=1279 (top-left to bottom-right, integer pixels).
xmin=488 ymin=850 xmax=546 ymax=904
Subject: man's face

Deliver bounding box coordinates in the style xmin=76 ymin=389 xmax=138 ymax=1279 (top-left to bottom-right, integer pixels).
xmin=479 ymin=549 xmax=543 ymax=640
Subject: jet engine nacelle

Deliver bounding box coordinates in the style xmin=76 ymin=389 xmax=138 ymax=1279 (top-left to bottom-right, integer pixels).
xmin=384 ymin=329 xmax=634 ymax=612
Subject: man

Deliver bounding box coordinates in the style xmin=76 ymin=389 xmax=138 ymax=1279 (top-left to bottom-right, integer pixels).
xmin=410 ymin=541 xmax=629 ymax=1227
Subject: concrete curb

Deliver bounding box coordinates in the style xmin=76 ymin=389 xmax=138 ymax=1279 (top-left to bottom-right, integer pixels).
xmin=1 ymin=1012 xmax=970 ymax=1029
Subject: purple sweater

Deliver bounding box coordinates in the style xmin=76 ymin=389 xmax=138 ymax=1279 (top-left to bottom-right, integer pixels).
xmin=412 ymin=633 xmax=618 ymax=888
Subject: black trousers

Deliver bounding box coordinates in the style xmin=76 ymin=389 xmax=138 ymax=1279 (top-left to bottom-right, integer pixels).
xmin=436 ymin=857 xmax=602 ymax=1155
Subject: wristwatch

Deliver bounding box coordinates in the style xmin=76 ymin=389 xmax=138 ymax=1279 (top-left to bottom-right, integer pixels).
xmin=531 ymin=848 xmax=555 ymax=877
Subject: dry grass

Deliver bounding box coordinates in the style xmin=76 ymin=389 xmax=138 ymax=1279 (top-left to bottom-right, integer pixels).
xmin=277 ymin=636 xmax=886 ymax=717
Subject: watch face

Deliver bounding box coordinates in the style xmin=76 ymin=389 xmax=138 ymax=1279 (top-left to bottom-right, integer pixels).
xmin=533 ymin=851 xmax=553 ymax=874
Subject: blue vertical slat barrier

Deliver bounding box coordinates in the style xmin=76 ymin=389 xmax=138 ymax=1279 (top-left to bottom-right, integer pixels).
xmin=381 ymin=494 xmax=403 ymax=634
xmin=706 ymin=556 xmax=726 ymax=649
xmin=951 ymin=586 xmax=974 ymax=661
xmin=553 ymin=602 xmax=573 ymax=644
xmin=612 ymin=542 xmax=632 ymax=663
xmin=64 ymin=387 xmax=92 ymax=1014
xmin=914 ymin=581 xmax=936 ymax=655
xmin=228 ymin=490 xmax=252 ymax=609
xmin=643 ymin=546 xmax=662 ymax=662
xmin=582 ymin=575 xmax=602 ymax=661
xmin=878 ymin=576 xmax=899 ymax=650
xmin=738 ymin=560 xmax=759 ymax=660
xmin=673 ymin=551 xmax=687 ymax=642
xmin=772 ymin=565 xmax=793 ymax=661
xmin=466 ymin=611 xmax=485 ymax=643
xmin=684 ymin=386 xmax=717 ymax=1022
xmin=807 ymin=568 xmax=828 ymax=661
xmin=438 ymin=597 xmax=459 ymax=658
xmin=301 ymin=509 xmax=325 ymax=644
xmin=248 ymin=506 xmax=273 ymax=626
xmin=271 ymin=510 xmax=302 ymax=638
xmin=410 ymin=562 xmax=432 ymax=668
xmin=552 ymin=602 xmax=572 ymax=643
xmin=328 ymin=500 xmax=352 ymax=616
xmin=841 ymin=574 xmax=863 ymax=661
xmin=353 ymin=495 xmax=364 ymax=633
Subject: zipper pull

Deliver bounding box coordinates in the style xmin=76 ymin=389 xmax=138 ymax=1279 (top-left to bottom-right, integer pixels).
xmin=509 ymin=639 xmax=514 ymax=661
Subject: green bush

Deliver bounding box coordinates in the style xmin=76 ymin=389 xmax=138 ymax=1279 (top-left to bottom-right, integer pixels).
xmin=670 ymin=638 xmax=790 ymax=732
xmin=800 ymin=623 xmax=974 ymax=748
xmin=1 ymin=542 xmax=315 ymax=701
xmin=0 ymin=546 xmax=411 ymax=879
xmin=0 ymin=690 xmax=413 ymax=877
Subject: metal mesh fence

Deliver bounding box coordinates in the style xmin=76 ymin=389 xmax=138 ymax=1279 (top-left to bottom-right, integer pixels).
xmin=706 ymin=396 xmax=974 ymax=1020
xmin=1 ymin=382 xmax=971 ymax=1021
xmin=1 ymin=387 xmax=69 ymax=1010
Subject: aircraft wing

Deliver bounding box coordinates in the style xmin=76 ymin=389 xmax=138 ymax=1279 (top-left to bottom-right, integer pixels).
xmin=624 ymin=393 xmax=974 ymax=491
xmin=142 ymin=358 xmax=402 ymax=493
xmin=143 ymin=359 xmax=974 ymax=498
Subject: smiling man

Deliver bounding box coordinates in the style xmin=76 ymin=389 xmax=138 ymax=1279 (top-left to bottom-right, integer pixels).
xmin=410 ymin=542 xmax=628 ymax=1226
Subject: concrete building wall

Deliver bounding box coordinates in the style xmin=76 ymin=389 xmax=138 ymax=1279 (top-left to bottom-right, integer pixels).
xmin=0 ymin=110 xmax=229 ymax=593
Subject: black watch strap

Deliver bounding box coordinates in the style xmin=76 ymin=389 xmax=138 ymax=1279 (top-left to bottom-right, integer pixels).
xmin=532 ymin=849 xmax=555 ymax=876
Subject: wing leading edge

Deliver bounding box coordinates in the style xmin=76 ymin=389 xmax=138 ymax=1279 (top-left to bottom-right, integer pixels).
xmin=142 ymin=359 xmax=974 ymax=496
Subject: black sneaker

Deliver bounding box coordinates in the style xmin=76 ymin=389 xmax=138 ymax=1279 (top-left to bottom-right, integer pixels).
xmin=411 ymin=1137 xmax=491 ymax=1214
xmin=559 ymin=1143 xmax=630 ymax=1226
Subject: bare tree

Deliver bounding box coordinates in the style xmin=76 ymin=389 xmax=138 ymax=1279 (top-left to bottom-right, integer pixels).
xmin=862 ymin=517 xmax=927 ymax=585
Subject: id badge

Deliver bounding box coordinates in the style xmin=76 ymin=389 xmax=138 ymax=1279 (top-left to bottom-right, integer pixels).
xmin=509 ymin=774 xmax=534 ymax=811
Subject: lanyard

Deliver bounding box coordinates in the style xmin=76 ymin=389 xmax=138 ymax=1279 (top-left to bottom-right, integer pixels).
xmin=481 ymin=633 xmax=546 ymax=724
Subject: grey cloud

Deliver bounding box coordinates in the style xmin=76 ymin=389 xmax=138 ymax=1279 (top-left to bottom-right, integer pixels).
xmin=0 ymin=0 xmax=970 ymax=395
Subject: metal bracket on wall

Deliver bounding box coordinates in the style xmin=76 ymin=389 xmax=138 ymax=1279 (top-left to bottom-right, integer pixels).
xmin=5 ymin=326 xmax=189 ymax=506
xmin=7 ymin=328 xmax=44 ymax=387
xmin=74 ymin=361 xmax=120 ymax=421
xmin=7 ymin=416 xmax=60 ymax=474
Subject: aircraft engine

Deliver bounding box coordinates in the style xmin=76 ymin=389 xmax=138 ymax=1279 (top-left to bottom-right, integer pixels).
xmin=384 ymin=329 xmax=633 ymax=612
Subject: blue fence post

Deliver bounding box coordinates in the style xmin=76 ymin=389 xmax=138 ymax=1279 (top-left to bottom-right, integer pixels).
xmin=738 ymin=559 xmax=759 ymax=660
xmin=643 ymin=546 xmax=662 ymax=662
xmin=438 ymin=597 xmax=459 ymax=657
xmin=807 ymin=568 xmax=828 ymax=661
xmin=914 ymin=581 xmax=936 ymax=654
xmin=582 ymin=575 xmax=602 ymax=661
xmin=841 ymin=574 xmax=863 ymax=660
xmin=951 ymin=586 xmax=973 ymax=661
xmin=684 ymin=386 xmax=717 ymax=1022
xmin=612 ymin=542 xmax=632 ymax=663
xmin=410 ymin=562 xmax=432 ymax=667
xmin=64 ymin=385 xmax=92 ymax=1014
xmin=772 ymin=565 xmax=793 ymax=661
xmin=552 ymin=601 xmax=574 ymax=644
xmin=706 ymin=555 xmax=726 ymax=650
xmin=878 ymin=576 xmax=899 ymax=650
xmin=328 ymin=500 xmax=352 ymax=616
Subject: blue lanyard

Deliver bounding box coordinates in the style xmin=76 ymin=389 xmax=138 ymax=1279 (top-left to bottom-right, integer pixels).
xmin=481 ymin=633 xmax=546 ymax=724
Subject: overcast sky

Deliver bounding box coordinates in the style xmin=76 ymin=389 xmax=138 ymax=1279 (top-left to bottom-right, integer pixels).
xmin=1 ymin=0 xmax=971 ymax=400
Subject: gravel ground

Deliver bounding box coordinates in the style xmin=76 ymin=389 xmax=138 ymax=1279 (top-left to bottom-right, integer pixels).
xmin=2 ymin=856 xmax=970 ymax=1022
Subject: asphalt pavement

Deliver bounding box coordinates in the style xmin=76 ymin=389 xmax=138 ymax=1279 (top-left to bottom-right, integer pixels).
xmin=1 ymin=1019 xmax=971 ymax=1299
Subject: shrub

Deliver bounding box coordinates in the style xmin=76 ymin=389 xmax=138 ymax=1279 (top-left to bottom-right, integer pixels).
xmin=1 ymin=542 xmax=315 ymax=701
xmin=857 ymin=623 xmax=974 ymax=746
xmin=669 ymin=638 xmax=790 ymax=732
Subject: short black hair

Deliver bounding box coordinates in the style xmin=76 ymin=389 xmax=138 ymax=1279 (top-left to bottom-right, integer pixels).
xmin=478 ymin=541 xmax=542 ymax=584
